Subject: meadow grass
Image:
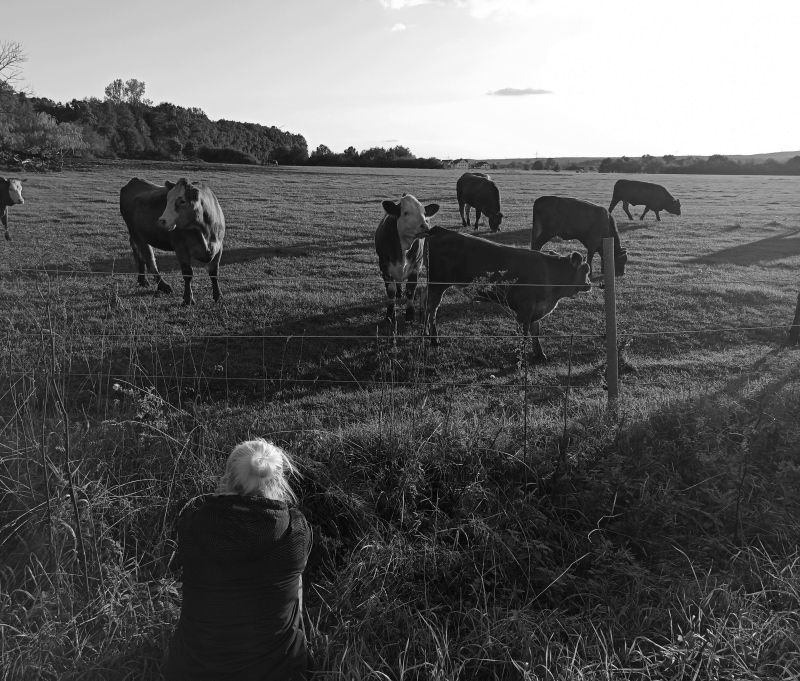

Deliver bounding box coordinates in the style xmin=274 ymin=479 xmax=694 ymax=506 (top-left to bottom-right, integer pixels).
xmin=1 ymin=162 xmax=799 ymax=679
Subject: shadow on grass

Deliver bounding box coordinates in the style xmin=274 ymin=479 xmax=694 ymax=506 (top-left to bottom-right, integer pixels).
xmin=689 ymin=229 xmax=800 ymax=266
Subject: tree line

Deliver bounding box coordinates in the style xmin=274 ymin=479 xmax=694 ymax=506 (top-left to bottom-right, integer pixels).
xmin=597 ymin=154 xmax=800 ymax=175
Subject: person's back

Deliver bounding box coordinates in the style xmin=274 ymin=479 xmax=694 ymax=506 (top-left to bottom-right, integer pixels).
xmin=166 ymin=440 xmax=311 ymax=681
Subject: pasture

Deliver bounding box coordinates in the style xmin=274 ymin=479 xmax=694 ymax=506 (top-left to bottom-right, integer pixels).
xmin=2 ymin=163 xmax=800 ymax=679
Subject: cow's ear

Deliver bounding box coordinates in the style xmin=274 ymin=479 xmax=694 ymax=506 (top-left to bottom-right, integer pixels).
xmin=164 ymin=181 xmax=175 ymax=189
xmin=424 ymin=203 xmax=440 ymax=217
xmin=382 ymin=200 xmax=401 ymax=217
xmin=569 ymin=252 xmax=584 ymax=267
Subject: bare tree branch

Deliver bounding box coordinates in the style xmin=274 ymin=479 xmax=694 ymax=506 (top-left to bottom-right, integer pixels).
xmin=0 ymin=40 xmax=26 ymax=89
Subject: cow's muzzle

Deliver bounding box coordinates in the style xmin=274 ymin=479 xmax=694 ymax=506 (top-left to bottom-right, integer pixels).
xmin=158 ymin=218 xmax=177 ymax=232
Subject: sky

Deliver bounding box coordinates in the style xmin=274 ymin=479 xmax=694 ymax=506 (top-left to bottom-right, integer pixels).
xmin=6 ymin=0 xmax=800 ymax=159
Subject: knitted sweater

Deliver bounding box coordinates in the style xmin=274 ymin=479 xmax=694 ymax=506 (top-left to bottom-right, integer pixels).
xmin=165 ymin=494 xmax=312 ymax=681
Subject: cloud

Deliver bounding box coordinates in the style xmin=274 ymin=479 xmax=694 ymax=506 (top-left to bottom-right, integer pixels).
xmin=390 ymin=22 xmax=408 ymax=31
xmin=377 ymin=0 xmax=538 ymax=19
xmin=488 ymin=87 xmax=552 ymax=96
xmin=379 ymin=0 xmax=434 ymax=8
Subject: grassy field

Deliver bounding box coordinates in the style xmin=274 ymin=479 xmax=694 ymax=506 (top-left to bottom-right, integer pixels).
xmin=1 ymin=162 xmax=799 ymax=679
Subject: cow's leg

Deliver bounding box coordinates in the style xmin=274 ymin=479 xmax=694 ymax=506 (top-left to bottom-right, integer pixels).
xmin=521 ymin=318 xmax=547 ymax=362
xmin=383 ymin=279 xmax=398 ymax=323
xmin=173 ymin=246 xmax=195 ymax=305
xmin=622 ymin=201 xmax=634 ymax=220
xmin=531 ymin=232 xmax=549 ymax=251
xmin=475 ymin=208 xmax=483 ymax=229
xmin=2 ymin=207 xmax=9 ymax=241
xmin=208 ymin=248 xmax=222 ymax=301
xmin=464 ymin=204 xmax=472 ymax=228
xmin=423 ymin=284 xmax=447 ymax=346
xmin=458 ymin=200 xmax=467 ymax=228
xmin=640 ymin=207 xmax=650 ymax=220
xmin=139 ymin=242 xmax=172 ymax=294
xmin=404 ymin=271 xmax=418 ymax=323
xmin=130 ymin=237 xmax=148 ymax=287
xmin=608 ymin=199 xmax=619 ymax=214
xmin=654 ymin=210 xmax=661 ymax=222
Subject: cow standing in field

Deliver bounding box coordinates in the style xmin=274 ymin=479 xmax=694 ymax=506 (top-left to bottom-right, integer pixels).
xmin=1 ymin=177 xmax=25 ymax=241
xmin=609 ymin=179 xmax=681 ymax=221
xmin=456 ymin=172 xmax=503 ymax=232
xmin=423 ymin=226 xmax=591 ymax=361
xmin=375 ymin=194 xmax=440 ymax=325
xmin=531 ymin=196 xmax=628 ymax=277
xmin=119 ymin=177 xmax=226 ymax=306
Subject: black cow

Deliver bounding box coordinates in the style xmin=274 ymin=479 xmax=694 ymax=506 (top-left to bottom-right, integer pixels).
xmin=609 ymin=179 xmax=681 ymax=221
xmin=423 ymin=226 xmax=591 ymax=360
xmin=119 ymin=177 xmax=226 ymax=305
xmin=1 ymin=177 xmax=25 ymax=241
xmin=456 ymin=172 xmax=503 ymax=232
xmin=531 ymin=196 xmax=628 ymax=276
xmin=375 ymin=194 xmax=440 ymax=324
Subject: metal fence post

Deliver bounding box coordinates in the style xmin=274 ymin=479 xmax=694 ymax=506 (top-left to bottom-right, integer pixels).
xmin=602 ymin=237 xmax=619 ymax=407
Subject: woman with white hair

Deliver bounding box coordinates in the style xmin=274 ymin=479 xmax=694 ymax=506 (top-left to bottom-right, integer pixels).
xmin=166 ymin=439 xmax=312 ymax=681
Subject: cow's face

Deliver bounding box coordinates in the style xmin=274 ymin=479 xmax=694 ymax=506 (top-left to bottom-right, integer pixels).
xmin=670 ymin=199 xmax=681 ymax=216
xmin=382 ymin=194 xmax=440 ymax=247
xmin=7 ymin=179 xmax=24 ymax=205
xmin=614 ymin=248 xmax=628 ymax=276
xmin=158 ymin=179 xmax=202 ymax=231
xmin=567 ymin=252 xmax=592 ymax=291
xmin=489 ymin=212 xmax=503 ymax=232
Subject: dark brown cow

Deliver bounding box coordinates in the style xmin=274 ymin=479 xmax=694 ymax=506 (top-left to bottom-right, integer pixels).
xmin=456 ymin=172 xmax=503 ymax=232
xmin=609 ymin=179 xmax=681 ymax=221
xmin=375 ymin=194 xmax=440 ymax=324
xmin=1 ymin=177 xmax=25 ymax=241
xmin=422 ymin=226 xmax=591 ymax=360
xmin=119 ymin=177 xmax=226 ymax=305
xmin=531 ymin=196 xmax=628 ymax=276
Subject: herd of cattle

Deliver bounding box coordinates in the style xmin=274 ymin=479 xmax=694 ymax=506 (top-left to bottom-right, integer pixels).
xmin=0 ymin=171 xmax=683 ymax=358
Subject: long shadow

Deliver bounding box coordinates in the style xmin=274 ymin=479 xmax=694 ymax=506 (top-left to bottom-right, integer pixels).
xmin=616 ymin=222 xmax=651 ymax=235
xmin=688 ymin=230 xmax=800 ymax=266
xmin=25 ymin=238 xmax=378 ymax=277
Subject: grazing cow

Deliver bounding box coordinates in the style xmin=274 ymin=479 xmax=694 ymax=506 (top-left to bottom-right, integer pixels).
xmin=609 ymin=179 xmax=681 ymax=221
xmin=531 ymin=196 xmax=628 ymax=277
xmin=456 ymin=172 xmax=503 ymax=232
xmin=375 ymin=194 xmax=440 ymax=324
xmin=119 ymin=177 xmax=226 ymax=305
xmin=423 ymin=226 xmax=591 ymax=360
xmin=1 ymin=177 xmax=25 ymax=241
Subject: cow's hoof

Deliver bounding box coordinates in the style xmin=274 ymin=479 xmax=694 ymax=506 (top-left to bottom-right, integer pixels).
xmin=4 ymin=232 xmax=10 ymax=241
xmin=182 ymin=298 xmax=196 ymax=307
xmin=157 ymin=282 xmax=173 ymax=295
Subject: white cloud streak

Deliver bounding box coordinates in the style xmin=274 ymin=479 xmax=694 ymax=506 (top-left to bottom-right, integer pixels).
xmin=488 ymin=87 xmax=552 ymax=96
xmin=390 ymin=22 xmax=408 ymax=31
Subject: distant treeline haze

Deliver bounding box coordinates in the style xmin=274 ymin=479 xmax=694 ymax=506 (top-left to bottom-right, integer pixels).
xmin=2 ymin=77 xmax=800 ymax=173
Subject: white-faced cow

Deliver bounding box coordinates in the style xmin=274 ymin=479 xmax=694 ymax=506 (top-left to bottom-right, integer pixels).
xmin=1 ymin=177 xmax=25 ymax=241
xmin=609 ymin=179 xmax=681 ymax=221
xmin=375 ymin=194 xmax=440 ymax=324
xmin=119 ymin=177 xmax=226 ymax=306
xmin=422 ymin=226 xmax=591 ymax=361
xmin=531 ymin=196 xmax=628 ymax=277
xmin=456 ymin=172 xmax=503 ymax=232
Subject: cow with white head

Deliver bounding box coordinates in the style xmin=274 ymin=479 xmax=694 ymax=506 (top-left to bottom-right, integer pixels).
xmin=1 ymin=177 xmax=25 ymax=241
xmin=119 ymin=177 xmax=225 ymax=306
xmin=375 ymin=193 xmax=440 ymax=325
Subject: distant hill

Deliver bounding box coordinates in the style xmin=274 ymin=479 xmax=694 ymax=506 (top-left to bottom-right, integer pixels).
xmin=488 ymin=151 xmax=800 ymax=168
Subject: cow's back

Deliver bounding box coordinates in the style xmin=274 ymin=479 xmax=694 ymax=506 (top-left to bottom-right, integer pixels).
xmin=533 ymin=196 xmax=609 ymax=243
xmin=120 ymin=178 xmax=172 ymax=250
xmin=613 ymin=179 xmax=668 ymax=202
xmin=457 ymin=173 xmax=500 ymax=210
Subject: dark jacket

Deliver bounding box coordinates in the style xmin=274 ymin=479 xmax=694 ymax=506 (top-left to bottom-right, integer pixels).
xmin=166 ymin=494 xmax=312 ymax=681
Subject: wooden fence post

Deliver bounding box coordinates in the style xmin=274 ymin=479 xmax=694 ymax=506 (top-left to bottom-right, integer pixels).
xmin=602 ymin=238 xmax=619 ymax=407
xmin=787 ymin=292 xmax=800 ymax=345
